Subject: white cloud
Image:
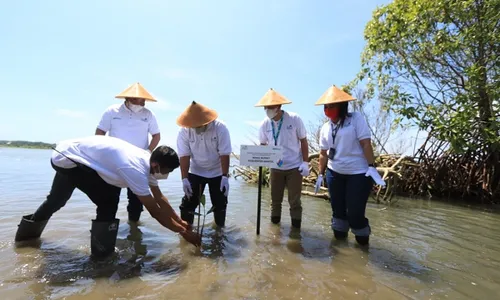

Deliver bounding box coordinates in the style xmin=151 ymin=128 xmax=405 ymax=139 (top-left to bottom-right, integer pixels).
xmin=244 ymin=120 xmax=262 ymax=128
xmin=55 ymin=109 xmax=88 ymax=119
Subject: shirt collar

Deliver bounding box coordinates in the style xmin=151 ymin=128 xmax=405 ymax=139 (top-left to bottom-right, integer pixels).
xmin=120 ymin=102 xmax=133 ymax=113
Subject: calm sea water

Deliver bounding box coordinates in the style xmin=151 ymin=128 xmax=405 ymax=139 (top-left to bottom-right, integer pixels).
xmin=1 ymin=147 xmax=500 ymax=299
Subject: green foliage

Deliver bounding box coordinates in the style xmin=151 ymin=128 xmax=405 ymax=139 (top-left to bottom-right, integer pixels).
xmin=200 ymin=194 xmax=206 ymax=207
xmin=352 ymin=0 xmax=500 ymax=153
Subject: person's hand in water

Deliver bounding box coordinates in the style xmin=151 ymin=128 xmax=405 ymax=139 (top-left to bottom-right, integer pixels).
xmin=180 ymin=220 xmax=192 ymax=231
xmin=180 ymin=230 xmax=202 ymax=247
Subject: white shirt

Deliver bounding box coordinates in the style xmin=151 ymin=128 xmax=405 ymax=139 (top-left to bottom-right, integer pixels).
xmin=319 ymin=111 xmax=371 ymax=175
xmin=96 ymin=103 xmax=160 ymax=150
xmin=176 ymin=119 xmax=232 ymax=178
xmin=51 ymin=135 xmax=158 ymax=196
xmin=259 ymin=110 xmax=307 ymax=170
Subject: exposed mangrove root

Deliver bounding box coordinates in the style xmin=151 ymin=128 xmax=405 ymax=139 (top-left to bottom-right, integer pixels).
xmin=396 ymin=131 xmax=500 ymax=204
xmin=231 ymin=132 xmax=500 ymax=205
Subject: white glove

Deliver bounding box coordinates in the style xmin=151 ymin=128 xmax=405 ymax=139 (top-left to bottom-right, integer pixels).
xmin=298 ymin=161 xmax=310 ymax=177
xmin=365 ymin=166 xmax=386 ymax=187
xmin=314 ymin=174 xmax=323 ymax=194
xmin=220 ymin=176 xmax=229 ymax=197
xmin=182 ymin=178 xmax=193 ymax=197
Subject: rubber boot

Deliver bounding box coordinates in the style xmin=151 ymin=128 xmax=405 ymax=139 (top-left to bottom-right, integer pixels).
xmin=214 ymin=209 xmax=226 ymax=227
xmin=334 ymin=230 xmax=348 ymax=240
xmin=291 ymin=219 xmax=301 ymax=229
xmin=271 ymin=216 xmax=281 ymax=224
xmin=90 ymin=218 xmax=119 ymax=258
xmin=14 ymin=214 xmax=49 ymax=242
xmin=355 ymin=235 xmax=369 ymax=246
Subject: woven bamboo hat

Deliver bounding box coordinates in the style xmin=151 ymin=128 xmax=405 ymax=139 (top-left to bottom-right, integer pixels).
xmin=314 ymin=85 xmax=356 ymax=105
xmin=176 ymin=101 xmax=218 ymax=128
xmin=254 ymin=88 xmax=292 ymax=107
xmin=115 ymin=82 xmax=157 ymax=102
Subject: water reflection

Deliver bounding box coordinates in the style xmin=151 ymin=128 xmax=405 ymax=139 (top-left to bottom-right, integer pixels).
xmin=2 ymin=148 xmax=500 ymax=299
xmin=11 ymin=222 xmax=187 ymax=285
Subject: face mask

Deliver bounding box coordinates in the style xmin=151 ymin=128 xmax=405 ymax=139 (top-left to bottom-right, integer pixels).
xmin=324 ymin=107 xmax=339 ymax=120
xmin=194 ymin=125 xmax=207 ymax=134
xmin=266 ymin=108 xmax=278 ymax=119
xmin=153 ymin=172 xmax=169 ymax=180
xmin=129 ymin=104 xmax=144 ymax=113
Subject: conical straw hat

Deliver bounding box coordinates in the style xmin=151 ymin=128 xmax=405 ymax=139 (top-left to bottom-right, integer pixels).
xmin=314 ymin=85 xmax=356 ymax=105
xmin=176 ymin=101 xmax=218 ymax=128
xmin=115 ymin=82 xmax=157 ymax=102
xmin=254 ymin=88 xmax=292 ymax=107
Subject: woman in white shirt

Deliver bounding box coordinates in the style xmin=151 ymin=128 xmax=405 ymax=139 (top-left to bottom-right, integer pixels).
xmin=314 ymin=86 xmax=385 ymax=246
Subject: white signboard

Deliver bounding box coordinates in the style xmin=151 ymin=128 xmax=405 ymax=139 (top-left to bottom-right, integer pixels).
xmin=239 ymin=145 xmax=284 ymax=168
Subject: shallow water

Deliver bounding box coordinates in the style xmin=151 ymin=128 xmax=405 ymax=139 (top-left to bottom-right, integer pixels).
xmin=1 ymin=147 xmax=499 ymax=299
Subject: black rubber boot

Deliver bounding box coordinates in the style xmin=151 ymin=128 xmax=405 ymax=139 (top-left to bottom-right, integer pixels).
xmin=14 ymin=214 xmax=49 ymax=242
xmin=291 ymin=219 xmax=301 ymax=229
xmin=355 ymin=235 xmax=369 ymax=246
xmin=271 ymin=216 xmax=281 ymax=224
xmin=90 ymin=218 xmax=120 ymax=258
xmin=214 ymin=209 xmax=226 ymax=227
xmin=333 ymin=230 xmax=348 ymax=240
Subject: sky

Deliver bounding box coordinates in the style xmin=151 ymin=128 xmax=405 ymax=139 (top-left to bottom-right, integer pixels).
xmin=0 ymin=0 xmax=422 ymax=155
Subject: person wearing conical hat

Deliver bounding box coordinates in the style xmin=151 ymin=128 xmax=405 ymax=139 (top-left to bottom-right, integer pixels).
xmin=256 ymin=88 xmax=309 ymax=230
xmin=95 ymin=82 xmax=162 ymax=223
xmin=176 ymin=101 xmax=232 ymax=228
xmin=313 ymin=85 xmax=385 ymax=246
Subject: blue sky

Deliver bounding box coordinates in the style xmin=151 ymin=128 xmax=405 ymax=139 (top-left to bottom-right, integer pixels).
xmin=1 ymin=0 xmax=415 ymax=154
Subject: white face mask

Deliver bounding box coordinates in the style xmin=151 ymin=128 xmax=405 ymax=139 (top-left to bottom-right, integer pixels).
xmin=153 ymin=172 xmax=169 ymax=180
xmin=129 ymin=104 xmax=144 ymax=113
xmin=266 ymin=108 xmax=278 ymax=119
xmin=194 ymin=125 xmax=207 ymax=134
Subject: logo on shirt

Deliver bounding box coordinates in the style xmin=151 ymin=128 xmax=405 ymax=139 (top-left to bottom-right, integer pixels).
xmin=276 ymin=158 xmax=284 ymax=167
xmin=112 ymin=117 xmax=121 ymax=120
xmin=286 ymin=125 xmax=293 ymax=130
xmin=141 ymin=117 xmax=148 ymax=122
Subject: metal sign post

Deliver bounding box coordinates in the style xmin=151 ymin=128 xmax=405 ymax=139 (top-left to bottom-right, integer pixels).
xmin=239 ymin=145 xmax=283 ymax=235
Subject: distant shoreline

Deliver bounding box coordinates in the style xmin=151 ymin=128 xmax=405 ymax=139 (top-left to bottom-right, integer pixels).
xmin=0 ymin=140 xmax=55 ymax=150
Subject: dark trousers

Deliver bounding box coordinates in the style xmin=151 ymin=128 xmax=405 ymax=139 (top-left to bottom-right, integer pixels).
xmin=179 ymin=173 xmax=228 ymax=227
xmin=32 ymin=161 xmax=121 ymax=222
xmin=124 ymin=188 xmax=143 ymax=221
xmin=325 ymin=168 xmax=373 ymax=236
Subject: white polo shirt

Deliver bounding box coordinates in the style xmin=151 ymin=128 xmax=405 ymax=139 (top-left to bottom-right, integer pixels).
xmin=51 ymin=135 xmax=158 ymax=196
xmin=319 ymin=111 xmax=371 ymax=175
xmin=176 ymin=119 xmax=232 ymax=178
xmin=96 ymin=103 xmax=160 ymax=150
xmin=259 ymin=110 xmax=307 ymax=170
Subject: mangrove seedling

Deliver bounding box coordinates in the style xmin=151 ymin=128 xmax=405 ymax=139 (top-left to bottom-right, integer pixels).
xmin=193 ymin=190 xmax=215 ymax=248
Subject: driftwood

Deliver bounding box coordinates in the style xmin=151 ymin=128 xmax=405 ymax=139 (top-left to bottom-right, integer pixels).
xmin=231 ymin=127 xmax=500 ymax=204
xmin=231 ymin=152 xmax=416 ymax=204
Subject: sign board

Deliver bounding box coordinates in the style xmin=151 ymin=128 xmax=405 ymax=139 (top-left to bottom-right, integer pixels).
xmin=239 ymin=145 xmax=284 ymax=168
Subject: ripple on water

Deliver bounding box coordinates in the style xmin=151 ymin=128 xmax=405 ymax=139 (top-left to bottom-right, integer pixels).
xmin=1 ymin=148 xmax=500 ymax=299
